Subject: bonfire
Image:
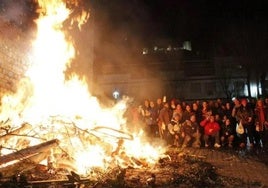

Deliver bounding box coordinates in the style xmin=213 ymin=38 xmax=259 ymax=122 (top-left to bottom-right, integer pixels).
xmin=0 ymin=0 xmax=165 ymax=183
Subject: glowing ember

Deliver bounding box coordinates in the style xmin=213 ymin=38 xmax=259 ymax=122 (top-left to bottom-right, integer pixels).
xmin=0 ymin=0 xmax=165 ymax=177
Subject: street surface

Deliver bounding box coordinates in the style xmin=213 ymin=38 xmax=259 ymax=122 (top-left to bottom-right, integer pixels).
xmin=184 ymin=147 xmax=268 ymax=187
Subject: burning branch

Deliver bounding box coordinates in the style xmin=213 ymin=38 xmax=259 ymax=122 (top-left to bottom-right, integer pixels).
xmin=0 ymin=123 xmax=32 ymax=140
xmin=90 ymin=126 xmax=134 ymax=141
xmin=0 ymin=139 xmax=60 ymax=178
xmin=0 ymin=119 xmax=11 ymax=135
xmin=0 ymin=139 xmax=59 ymax=164
xmin=0 ymin=152 xmax=49 ymax=178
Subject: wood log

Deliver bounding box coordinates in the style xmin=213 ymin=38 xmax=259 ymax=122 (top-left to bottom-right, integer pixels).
xmin=0 ymin=123 xmax=32 ymax=140
xmin=0 ymin=139 xmax=59 ymax=164
xmin=0 ymin=152 xmax=48 ymax=177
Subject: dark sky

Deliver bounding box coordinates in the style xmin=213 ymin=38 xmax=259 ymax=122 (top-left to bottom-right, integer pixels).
xmin=90 ymin=0 xmax=268 ymax=54
xmin=1 ymin=0 xmax=267 ymax=54
xmin=1 ymin=0 xmax=267 ymax=40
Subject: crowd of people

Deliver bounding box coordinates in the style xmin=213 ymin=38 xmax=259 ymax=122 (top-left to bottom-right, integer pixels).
xmin=124 ymin=96 xmax=268 ymax=152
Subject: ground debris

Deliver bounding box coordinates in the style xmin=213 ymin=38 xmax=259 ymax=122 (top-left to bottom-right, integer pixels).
xmin=122 ymin=148 xmax=261 ymax=188
xmin=0 ymin=148 xmax=262 ymax=187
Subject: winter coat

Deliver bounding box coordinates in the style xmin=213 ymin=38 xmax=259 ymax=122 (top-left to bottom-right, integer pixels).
xmin=200 ymin=119 xmax=220 ymax=135
xmin=181 ymin=120 xmax=199 ymax=135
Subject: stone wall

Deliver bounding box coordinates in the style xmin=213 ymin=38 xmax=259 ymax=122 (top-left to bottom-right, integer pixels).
xmin=0 ymin=18 xmax=29 ymax=99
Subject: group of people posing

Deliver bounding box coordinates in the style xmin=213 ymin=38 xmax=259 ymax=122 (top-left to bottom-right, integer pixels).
xmin=125 ymin=97 xmax=268 ymax=151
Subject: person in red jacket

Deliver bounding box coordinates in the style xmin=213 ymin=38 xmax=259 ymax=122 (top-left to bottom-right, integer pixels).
xmin=200 ymin=114 xmax=221 ymax=148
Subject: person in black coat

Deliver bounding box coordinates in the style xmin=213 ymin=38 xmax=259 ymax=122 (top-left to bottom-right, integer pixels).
xmin=220 ymin=117 xmax=235 ymax=148
xmin=181 ymin=114 xmax=201 ymax=148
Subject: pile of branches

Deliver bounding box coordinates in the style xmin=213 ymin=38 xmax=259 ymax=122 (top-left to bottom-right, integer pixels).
xmin=0 ymin=148 xmax=261 ymax=188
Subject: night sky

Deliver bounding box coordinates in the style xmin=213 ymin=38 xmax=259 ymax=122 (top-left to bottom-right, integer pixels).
xmin=90 ymin=0 xmax=268 ymax=56
xmin=1 ymin=0 xmax=267 ymax=56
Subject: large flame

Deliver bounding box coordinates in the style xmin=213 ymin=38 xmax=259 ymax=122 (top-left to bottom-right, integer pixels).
xmin=0 ymin=0 xmax=165 ymax=177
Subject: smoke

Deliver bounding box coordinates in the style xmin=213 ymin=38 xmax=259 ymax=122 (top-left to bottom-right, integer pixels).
xmin=84 ymin=1 xmax=166 ymax=101
xmin=66 ymin=1 xmax=168 ymax=101
xmin=0 ymin=0 xmax=35 ymax=27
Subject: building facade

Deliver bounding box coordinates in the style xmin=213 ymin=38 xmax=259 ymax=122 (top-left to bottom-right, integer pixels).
xmin=94 ymin=42 xmax=265 ymax=102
